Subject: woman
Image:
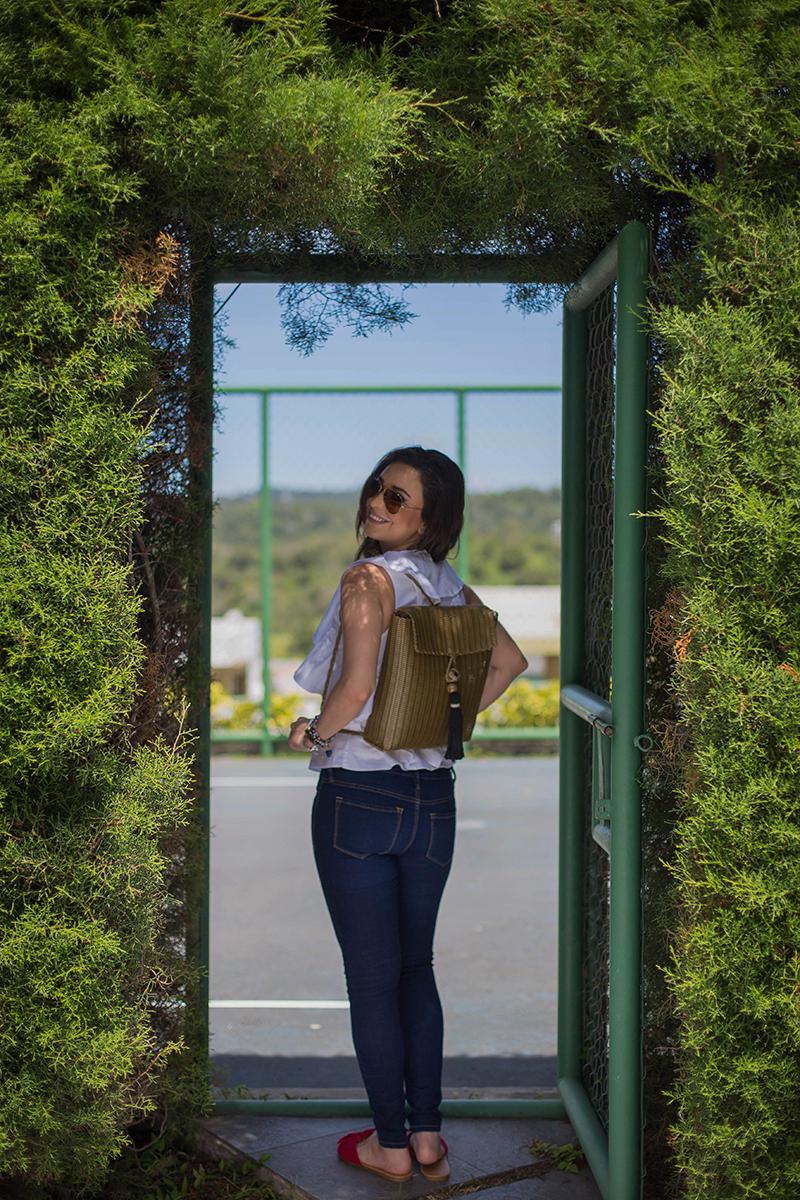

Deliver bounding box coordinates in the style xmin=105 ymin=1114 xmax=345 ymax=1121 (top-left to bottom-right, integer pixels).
xmin=288 ymin=446 xmax=527 ymax=1184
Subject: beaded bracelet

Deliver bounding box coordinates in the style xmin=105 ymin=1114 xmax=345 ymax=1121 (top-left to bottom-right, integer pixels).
xmin=304 ymin=714 xmax=333 ymax=757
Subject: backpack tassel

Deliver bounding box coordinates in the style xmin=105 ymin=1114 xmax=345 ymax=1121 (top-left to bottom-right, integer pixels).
xmin=445 ymin=660 xmax=464 ymax=761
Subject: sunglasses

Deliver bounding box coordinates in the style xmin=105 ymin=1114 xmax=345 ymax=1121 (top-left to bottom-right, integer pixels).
xmin=367 ymin=476 xmax=424 ymax=516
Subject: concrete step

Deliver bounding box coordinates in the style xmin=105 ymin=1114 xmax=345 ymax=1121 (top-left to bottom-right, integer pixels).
xmin=196 ymin=1109 xmax=603 ymax=1200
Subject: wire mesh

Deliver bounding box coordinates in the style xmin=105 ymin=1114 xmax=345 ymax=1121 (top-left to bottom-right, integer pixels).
xmin=581 ymin=282 xmax=616 ymax=1128
xmin=464 ymin=391 xmax=561 ymax=494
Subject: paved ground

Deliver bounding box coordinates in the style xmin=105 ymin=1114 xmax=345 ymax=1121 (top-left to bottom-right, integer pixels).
xmin=197 ymin=1112 xmax=602 ymax=1200
xmin=209 ymin=756 xmax=559 ymax=1091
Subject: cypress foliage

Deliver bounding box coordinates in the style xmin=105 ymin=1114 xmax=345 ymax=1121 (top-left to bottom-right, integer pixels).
xmin=0 ymin=23 xmax=199 ymax=1189
xmin=655 ymin=216 xmax=800 ymax=1198
xmin=622 ymin=12 xmax=800 ymax=1194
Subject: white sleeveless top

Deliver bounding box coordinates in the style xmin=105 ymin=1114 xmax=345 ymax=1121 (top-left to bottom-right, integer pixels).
xmin=294 ymin=549 xmax=466 ymax=772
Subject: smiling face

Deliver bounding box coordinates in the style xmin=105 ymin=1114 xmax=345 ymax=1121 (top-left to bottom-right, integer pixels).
xmin=363 ymin=461 xmax=426 ymax=553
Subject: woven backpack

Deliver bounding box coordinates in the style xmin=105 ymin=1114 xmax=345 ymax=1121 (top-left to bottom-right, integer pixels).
xmin=324 ymin=575 xmax=497 ymax=760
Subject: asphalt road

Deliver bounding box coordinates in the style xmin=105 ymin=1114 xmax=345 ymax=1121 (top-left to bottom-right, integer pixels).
xmin=209 ymin=756 xmax=558 ymax=1090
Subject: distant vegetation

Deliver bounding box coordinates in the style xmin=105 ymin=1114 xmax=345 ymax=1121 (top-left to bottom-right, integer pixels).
xmin=212 ymin=488 xmax=561 ymax=655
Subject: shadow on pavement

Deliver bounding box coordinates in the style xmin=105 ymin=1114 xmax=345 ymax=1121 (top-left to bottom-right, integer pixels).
xmin=209 ymin=1054 xmax=557 ymax=1090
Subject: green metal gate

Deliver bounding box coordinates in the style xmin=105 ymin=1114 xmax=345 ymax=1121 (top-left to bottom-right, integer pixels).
xmin=558 ymin=220 xmax=651 ymax=1199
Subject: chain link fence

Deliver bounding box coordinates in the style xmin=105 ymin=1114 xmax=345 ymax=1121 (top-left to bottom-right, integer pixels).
xmin=581 ymin=283 xmax=616 ymax=1128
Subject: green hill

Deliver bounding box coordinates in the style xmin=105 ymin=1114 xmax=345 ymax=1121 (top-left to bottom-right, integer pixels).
xmin=212 ymin=488 xmax=561 ymax=655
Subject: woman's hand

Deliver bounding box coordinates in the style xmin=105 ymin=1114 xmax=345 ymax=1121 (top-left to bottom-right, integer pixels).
xmin=288 ymin=718 xmax=311 ymax=752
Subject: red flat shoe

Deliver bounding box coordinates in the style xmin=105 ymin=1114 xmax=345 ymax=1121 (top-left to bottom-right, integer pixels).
xmin=408 ymin=1132 xmax=450 ymax=1181
xmin=337 ymin=1128 xmax=413 ymax=1183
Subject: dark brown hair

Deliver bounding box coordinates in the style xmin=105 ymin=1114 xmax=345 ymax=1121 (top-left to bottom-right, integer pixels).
xmin=355 ymin=446 xmax=465 ymax=563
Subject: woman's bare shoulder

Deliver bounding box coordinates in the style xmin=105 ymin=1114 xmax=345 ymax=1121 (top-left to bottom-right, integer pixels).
xmin=341 ymin=560 xmax=394 ymax=597
xmin=340 ymin=561 xmax=395 ymax=628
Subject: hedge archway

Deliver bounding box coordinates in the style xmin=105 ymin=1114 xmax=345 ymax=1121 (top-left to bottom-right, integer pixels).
xmin=2 ymin=4 xmax=800 ymax=1197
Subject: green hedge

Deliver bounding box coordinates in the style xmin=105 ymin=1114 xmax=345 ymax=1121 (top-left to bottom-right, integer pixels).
xmin=0 ymin=78 xmax=184 ymax=1193
xmin=0 ymin=750 xmax=195 ymax=1186
xmin=0 ymin=78 xmax=204 ymax=1189
xmin=655 ymin=214 xmax=800 ymax=1198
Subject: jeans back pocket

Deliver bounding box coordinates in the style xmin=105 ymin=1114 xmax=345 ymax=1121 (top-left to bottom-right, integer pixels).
xmin=426 ymin=811 xmax=456 ymax=867
xmin=333 ymin=798 xmax=403 ymax=859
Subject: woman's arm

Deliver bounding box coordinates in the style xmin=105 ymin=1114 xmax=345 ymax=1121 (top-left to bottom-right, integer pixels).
xmin=288 ymin=562 xmax=394 ymax=751
xmin=462 ymin=584 xmax=529 ymax=711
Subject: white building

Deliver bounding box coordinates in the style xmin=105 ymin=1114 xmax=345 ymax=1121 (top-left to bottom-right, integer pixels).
xmin=474 ymin=585 xmax=560 ymax=678
xmin=210 ymin=609 xmax=263 ymax=700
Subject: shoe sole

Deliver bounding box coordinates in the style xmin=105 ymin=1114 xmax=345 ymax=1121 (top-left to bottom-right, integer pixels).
xmin=350 ymin=1161 xmax=413 ymax=1183
xmin=410 ymin=1141 xmax=450 ymax=1181
xmin=420 ymin=1158 xmax=450 ymax=1182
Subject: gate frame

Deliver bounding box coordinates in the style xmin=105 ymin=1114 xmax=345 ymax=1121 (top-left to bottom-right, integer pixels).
xmin=192 ymin=227 xmax=651 ymax=1179
xmin=559 ymin=219 xmax=651 ymax=1200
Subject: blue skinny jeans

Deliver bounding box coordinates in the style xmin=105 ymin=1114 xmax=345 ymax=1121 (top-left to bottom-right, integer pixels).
xmin=312 ymin=765 xmax=456 ymax=1148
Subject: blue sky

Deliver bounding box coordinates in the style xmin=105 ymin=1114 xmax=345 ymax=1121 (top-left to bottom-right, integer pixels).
xmin=213 ymin=283 xmax=563 ymax=497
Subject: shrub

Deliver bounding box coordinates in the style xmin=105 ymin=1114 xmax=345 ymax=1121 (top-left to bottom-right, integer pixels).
xmin=0 ymin=744 xmax=198 ymax=1190
xmin=211 ymin=682 xmax=313 ymax=736
xmin=654 ymin=219 xmax=800 ymax=1198
xmin=0 ymin=87 xmax=201 ymax=1190
xmin=476 ymin=680 xmax=560 ymax=729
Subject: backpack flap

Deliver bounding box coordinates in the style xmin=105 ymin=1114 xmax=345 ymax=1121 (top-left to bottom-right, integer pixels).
xmin=391 ymin=604 xmax=498 ymax=759
xmin=396 ymin=604 xmax=498 ymax=656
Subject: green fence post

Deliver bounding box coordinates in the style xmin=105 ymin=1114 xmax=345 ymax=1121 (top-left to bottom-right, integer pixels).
xmin=188 ymin=267 xmax=215 ymax=1050
xmin=608 ymin=220 xmax=650 ymax=1200
xmin=456 ymin=390 xmax=469 ymax=583
xmin=260 ymin=391 xmax=273 ymax=757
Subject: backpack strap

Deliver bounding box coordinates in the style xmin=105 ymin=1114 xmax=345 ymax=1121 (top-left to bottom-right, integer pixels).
xmin=322 ymin=623 xmax=342 ymax=706
xmin=405 ymin=572 xmax=439 ymax=606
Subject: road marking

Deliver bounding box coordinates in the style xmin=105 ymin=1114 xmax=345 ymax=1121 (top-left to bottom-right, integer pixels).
xmin=210 ymin=1000 xmax=350 ymax=1009
xmin=212 ymin=777 xmax=316 ymax=788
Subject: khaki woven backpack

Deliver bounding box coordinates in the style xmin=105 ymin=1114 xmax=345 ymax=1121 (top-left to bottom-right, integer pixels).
xmin=324 ymin=575 xmax=497 ymax=760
